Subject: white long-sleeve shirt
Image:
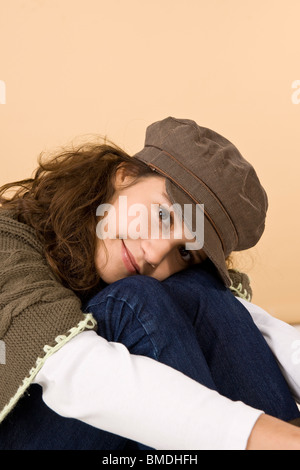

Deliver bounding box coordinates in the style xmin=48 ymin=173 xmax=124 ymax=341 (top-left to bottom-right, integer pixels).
xmin=34 ymin=298 xmax=300 ymax=450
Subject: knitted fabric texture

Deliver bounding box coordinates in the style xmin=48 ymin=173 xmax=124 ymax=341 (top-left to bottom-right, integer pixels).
xmin=228 ymin=268 xmax=252 ymax=302
xmin=0 ymin=209 xmax=97 ymax=423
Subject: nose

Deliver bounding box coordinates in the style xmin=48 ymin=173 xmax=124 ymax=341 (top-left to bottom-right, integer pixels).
xmin=140 ymin=237 xmax=178 ymax=267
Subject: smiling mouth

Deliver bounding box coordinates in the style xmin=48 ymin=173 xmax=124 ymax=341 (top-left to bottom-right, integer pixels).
xmin=121 ymin=239 xmax=140 ymax=274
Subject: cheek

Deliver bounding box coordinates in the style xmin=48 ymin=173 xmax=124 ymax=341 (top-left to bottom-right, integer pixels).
xmin=123 ymin=206 xmax=152 ymax=239
xmin=94 ymin=246 xmax=104 ymax=276
xmin=150 ymin=258 xmax=186 ymax=282
xmin=94 ymin=239 xmax=125 ymax=284
xmin=94 ymin=239 xmax=111 ymax=275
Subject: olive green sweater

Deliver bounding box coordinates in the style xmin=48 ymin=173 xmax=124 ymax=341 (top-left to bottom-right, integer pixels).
xmin=0 ymin=209 xmax=97 ymax=423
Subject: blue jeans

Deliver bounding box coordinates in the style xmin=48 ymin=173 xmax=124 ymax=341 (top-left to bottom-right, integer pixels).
xmin=0 ymin=261 xmax=299 ymax=449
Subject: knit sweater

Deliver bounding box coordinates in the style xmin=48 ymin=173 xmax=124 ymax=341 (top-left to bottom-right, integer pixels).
xmin=0 ymin=208 xmax=252 ymax=424
xmin=0 ymin=209 xmax=97 ymax=423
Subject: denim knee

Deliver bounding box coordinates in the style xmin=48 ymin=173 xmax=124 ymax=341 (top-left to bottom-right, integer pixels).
xmin=83 ymin=275 xmax=218 ymax=386
xmin=83 ymin=275 xmax=201 ymax=361
xmin=84 ymin=276 xmax=169 ymax=349
xmin=85 ymin=275 xmax=168 ymax=317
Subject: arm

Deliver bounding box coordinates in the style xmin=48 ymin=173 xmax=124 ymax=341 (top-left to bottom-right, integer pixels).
xmin=0 ymin=210 xmax=96 ymax=422
xmin=34 ymin=329 xmax=264 ymax=450
xmin=35 ymin=301 xmax=300 ymax=450
xmin=247 ymin=414 xmax=300 ymax=450
xmin=0 ymin=210 xmax=260 ymax=449
xmin=1 ymin=211 xmax=298 ymax=449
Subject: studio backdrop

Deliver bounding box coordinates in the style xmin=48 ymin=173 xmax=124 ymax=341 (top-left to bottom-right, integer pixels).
xmin=1 ymin=0 xmax=299 ymax=323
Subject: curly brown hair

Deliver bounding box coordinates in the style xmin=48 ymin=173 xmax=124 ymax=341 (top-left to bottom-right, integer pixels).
xmin=0 ymin=138 xmax=235 ymax=301
xmin=0 ymin=139 xmax=154 ymax=298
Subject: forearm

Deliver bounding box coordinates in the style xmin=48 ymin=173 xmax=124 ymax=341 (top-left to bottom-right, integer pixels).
xmin=247 ymin=414 xmax=300 ymax=450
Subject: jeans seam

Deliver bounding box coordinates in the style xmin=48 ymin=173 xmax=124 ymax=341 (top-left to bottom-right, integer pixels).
xmin=84 ymin=295 xmax=160 ymax=360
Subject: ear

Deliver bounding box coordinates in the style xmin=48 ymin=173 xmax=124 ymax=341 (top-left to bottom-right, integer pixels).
xmin=113 ymin=164 xmax=136 ymax=190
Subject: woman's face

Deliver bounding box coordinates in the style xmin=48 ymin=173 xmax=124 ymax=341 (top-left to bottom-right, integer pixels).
xmin=94 ymin=167 xmax=207 ymax=284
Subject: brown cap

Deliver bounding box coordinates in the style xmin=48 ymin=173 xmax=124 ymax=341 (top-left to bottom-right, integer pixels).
xmin=133 ymin=117 xmax=268 ymax=287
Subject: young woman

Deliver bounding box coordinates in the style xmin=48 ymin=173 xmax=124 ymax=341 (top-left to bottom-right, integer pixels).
xmin=0 ymin=117 xmax=299 ymax=450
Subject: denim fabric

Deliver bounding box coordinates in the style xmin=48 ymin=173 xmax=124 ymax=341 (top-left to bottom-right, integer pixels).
xmin=0 ymin=261 xmax=299 ymax=449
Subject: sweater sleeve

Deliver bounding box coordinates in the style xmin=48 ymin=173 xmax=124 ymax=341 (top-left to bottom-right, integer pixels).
xmin=0 ymin=210 xmax=96 ymax=423
xmin=34 ymin=330 xmax=263 ymax=450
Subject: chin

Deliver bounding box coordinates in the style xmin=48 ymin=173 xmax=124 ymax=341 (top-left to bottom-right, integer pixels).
xmin=99 ymin=271 xmax=126 ymax=285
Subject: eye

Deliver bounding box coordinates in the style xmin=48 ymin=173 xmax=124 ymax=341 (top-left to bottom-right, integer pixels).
xmin=158 ymin=205 xmax=170 ymax=222
xmin=178 ymin=246 xmax=192 ymax=263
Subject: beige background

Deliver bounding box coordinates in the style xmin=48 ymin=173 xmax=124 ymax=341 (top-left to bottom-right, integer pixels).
xmin=0 ymin=0 xmax=300 ymax=323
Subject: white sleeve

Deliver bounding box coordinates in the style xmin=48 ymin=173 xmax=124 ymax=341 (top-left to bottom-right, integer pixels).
xmin=34 ymin=330 xmax=263 ymax=450
xmin=237 ymin=297 xmax=300 ymax=403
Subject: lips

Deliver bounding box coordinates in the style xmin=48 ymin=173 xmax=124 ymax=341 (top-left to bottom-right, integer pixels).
xmin=121 ymin=239 xmax=140 ymax=274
